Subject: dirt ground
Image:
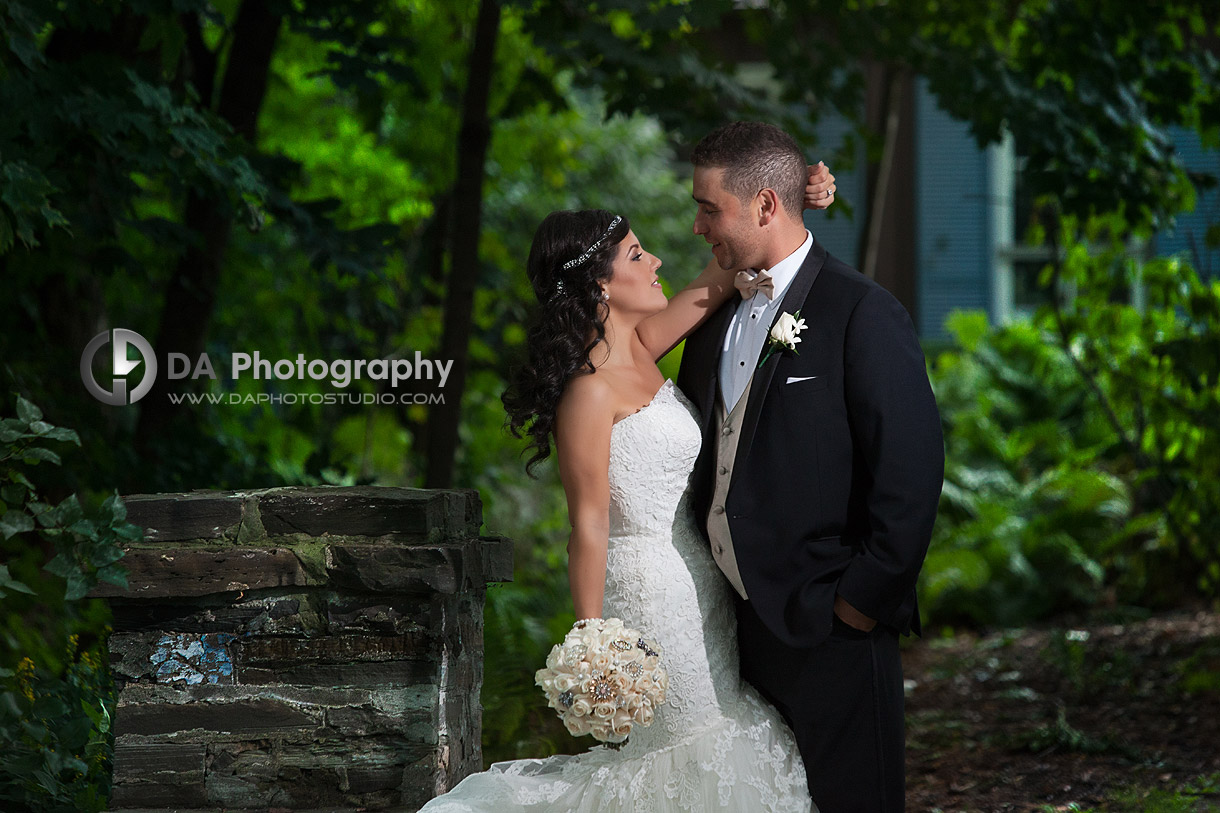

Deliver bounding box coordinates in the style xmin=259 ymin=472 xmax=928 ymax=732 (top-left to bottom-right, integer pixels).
xmin=902 ymin=607 xmax=1220 ymax=811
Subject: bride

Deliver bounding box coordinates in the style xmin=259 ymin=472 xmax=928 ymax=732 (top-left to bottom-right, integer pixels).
xmin=420 ymin=167 xmax=835 ymax=812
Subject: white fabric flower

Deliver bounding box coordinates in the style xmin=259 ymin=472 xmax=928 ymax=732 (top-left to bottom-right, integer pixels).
xmin=758 ymin=310 xmax=807 ymax=369
xmin=769 ymin=311 xmax=806 ymax=350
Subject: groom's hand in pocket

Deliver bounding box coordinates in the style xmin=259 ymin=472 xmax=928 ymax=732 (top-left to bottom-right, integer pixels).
xmin=833 ymin=594 xmax=876 ymax=633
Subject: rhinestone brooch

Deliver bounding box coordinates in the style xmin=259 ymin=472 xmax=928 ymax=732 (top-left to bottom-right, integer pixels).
xmin=591 ymin=677 xmax=617 ymax=701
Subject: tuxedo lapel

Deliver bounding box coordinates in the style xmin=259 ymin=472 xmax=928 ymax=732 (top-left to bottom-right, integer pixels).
xmin=691 ymin=298 xmax=737 ymax=435
xmin=732 ymin=239 xmax=827 ymax=486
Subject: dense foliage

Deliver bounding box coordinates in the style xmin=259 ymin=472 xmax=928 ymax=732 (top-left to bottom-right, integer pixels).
xmin=0 ymin=398 xmax=137 ymax=811
xmin=927 ymin=216 xmax=1220 ymax=628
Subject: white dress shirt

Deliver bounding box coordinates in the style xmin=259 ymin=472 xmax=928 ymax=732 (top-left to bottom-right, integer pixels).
xmin=718 ymin=231 xmax=814 ymax=411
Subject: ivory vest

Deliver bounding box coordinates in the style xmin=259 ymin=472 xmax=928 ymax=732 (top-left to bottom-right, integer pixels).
xmin=706 ymin=381 xmax=752 ymax=599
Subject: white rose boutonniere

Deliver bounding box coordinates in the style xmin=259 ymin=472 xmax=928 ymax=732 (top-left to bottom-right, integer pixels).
xmin=758 ymin=310 xmax=806 ymax=368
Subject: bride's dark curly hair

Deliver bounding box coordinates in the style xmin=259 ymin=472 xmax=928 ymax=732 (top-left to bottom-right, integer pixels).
xmin=502 ymin=209 xmax=630 ymax=474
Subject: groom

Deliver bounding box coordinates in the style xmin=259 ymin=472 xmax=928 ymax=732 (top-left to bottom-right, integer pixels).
xmin=676 ymin=121 xmax=945 ymax=812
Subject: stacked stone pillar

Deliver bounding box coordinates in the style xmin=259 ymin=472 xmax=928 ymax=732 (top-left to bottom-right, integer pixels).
xmin=93 ymin=486 xmax=511 ymax=811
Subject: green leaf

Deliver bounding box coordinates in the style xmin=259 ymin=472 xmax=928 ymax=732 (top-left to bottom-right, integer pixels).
xmin=101 ymin=493 xmax=127 ymax=523
xmin=7 ymin=29 xmax=44 ymax=70
xmin=97 ymin=564 xmax=128 ymax=591
xmin=27 ymin=501 xmax=52 ymax=527
xmin=64 ymin=570 xmax=90 ymax=601
xmin=1 ymin=483 xmax=28 ymax=505
xmin=113 ymin=523 xmax=143 ymax=542
xmin=0 ymin=564 xmax=35 ymax=595
xmin=1205 ymin=223 xmax=1220 ymax=250
xmin=63 ymin=756 xmax=90 ymax=775
xmin=44 ymin=553 xmax=78 ymax=579
xmin=88 ymin=543 xmax=125 ymax=568
xmin=68 ymin=519 xmax=98 ymax=538
xmin=0 ymin=510 xmax=35 ymax=539
xmin=40 ymin=426 xmax=80 ymax=445
xmin=14 ymin=396 xmax=42 ymax=424
xmin=51 ymin=494 xmax=84 ymax=526
xmin=8 ymin=470 xmax=35 ymax=491
xmin=21 ymin=447 xmax=61 ymax=466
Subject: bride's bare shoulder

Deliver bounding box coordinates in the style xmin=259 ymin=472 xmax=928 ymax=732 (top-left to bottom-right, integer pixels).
xmin=555 ymin=371 xmax=617 ymax=433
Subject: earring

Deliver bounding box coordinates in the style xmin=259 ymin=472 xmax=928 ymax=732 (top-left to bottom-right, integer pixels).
xmin=601 ymin=290 xmax=610 ymax=302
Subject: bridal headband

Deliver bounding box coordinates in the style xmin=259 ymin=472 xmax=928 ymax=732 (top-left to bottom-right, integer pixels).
xmin=562 ymin=215 xmax=622 ymax=270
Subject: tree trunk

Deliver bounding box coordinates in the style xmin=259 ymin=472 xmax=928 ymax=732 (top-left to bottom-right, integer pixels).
xmin=136 ymin=1 xmax=282 ymax=448
xmin=423 ymin=0 xmax=501 ymax=489
xmin=858 ymin=66 xmax=904 ymax=281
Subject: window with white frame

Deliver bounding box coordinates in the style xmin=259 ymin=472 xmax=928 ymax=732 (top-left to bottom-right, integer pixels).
xmin=989 ymin=133 xmax=1142 ymax=322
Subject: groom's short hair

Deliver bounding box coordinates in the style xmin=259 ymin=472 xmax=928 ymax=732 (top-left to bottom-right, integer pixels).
xmin=691 ymin=122 xmax=806 ymax=220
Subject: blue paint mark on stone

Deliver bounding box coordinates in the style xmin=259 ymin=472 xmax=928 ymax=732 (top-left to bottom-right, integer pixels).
xmin=151 ymin=632 xmax=236 ymax=685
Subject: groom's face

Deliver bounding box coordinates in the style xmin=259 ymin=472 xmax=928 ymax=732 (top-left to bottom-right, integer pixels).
xmin=692 ymin=166 xmax=762 ymax=271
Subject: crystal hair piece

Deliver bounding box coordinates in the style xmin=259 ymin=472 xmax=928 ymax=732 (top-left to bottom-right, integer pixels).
xmin=561 ymin=215 xmax=622 ymax=270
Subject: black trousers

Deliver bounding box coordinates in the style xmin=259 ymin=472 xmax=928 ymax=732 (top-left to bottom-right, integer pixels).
xmin=736 ymin=595 xmax=906 ymax=812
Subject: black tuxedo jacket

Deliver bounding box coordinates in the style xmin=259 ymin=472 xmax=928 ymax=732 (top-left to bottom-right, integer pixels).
xmin=676 ymin=237 xmax=945 ymax=648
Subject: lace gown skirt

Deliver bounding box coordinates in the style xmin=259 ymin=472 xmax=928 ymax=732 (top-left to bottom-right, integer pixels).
xmin=420 ymin=381 xmax=812 ymax=812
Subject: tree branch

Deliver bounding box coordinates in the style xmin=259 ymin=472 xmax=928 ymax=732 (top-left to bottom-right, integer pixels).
xmin=179 ymin=11 xmax=219 ymax=107
xmin=424 ymin=0 xmax=502 ymax=489
xmin=135 ymin=0 xmax=283 ymax=455
xmin=860 ymin=65 xmax=904 ymax=281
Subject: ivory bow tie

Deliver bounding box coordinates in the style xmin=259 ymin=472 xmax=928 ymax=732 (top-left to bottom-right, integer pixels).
xmin=734 ymin=269 xmax=774 ymax=301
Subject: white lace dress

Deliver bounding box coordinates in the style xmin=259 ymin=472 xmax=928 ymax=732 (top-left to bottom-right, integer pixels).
xmin=420 ymin=380 xmax=812 ymax=812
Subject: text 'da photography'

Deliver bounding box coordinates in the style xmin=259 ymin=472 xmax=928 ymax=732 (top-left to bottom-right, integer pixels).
xmin=79 ymin=327 xmax=452 ymax=408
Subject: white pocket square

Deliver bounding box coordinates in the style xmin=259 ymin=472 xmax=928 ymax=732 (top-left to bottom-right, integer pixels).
xmin=785 ymin=376 xmax=820 ymax=384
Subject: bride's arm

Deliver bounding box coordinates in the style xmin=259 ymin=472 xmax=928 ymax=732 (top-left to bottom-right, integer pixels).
xmin=635 ymin=162 xmax=837 ymax=361
xmin=553 ymin=376 xmax=616 ymax=620
xmin=635 ymin=258 xmax=736 ymax=361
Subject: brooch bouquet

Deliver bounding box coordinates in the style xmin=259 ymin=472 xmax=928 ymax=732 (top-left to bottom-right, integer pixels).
xmin=758 ymin=310 xmax=806 ymax=368
xmin=535 ymin=617 xmax=668 ymax=743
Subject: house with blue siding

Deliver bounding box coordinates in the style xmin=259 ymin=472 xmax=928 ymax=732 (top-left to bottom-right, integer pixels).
xmin=802 ymin=80 xmax=1219 ymax=341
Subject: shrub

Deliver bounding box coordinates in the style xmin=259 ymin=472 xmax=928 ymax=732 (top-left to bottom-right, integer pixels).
xmin=0 ymin=396 xmax=138 ymax=811
xmin=922 ymin=215 xmax=1220 ymax=628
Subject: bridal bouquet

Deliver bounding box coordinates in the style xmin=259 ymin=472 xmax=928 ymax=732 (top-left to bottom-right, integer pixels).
xmin=535 ymin=617 xmax=668 ymax=743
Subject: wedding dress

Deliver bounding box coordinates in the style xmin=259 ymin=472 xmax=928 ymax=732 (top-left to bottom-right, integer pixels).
xmin=420 ymin=380 xmax=812 ymax=811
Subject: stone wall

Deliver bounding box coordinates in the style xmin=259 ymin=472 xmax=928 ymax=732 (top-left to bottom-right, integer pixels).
xmin=92 ymin=486 xmax=512 ymax=811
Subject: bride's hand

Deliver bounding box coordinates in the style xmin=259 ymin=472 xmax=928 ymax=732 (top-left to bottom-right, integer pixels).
xmin=804 ymin=162 xmax=836 ymax=210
